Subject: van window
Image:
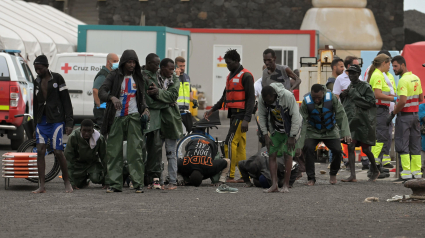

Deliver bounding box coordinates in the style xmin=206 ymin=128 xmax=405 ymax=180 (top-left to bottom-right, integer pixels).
xmin=25 ymin=64 xmax=34 ymax=83
xmin=0 ymin=56 xmax=10 ymax=81
xmin=11 ymin=56 xmax=23 ymax=78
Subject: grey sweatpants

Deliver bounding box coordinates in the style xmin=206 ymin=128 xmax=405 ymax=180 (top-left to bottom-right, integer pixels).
xmin=394 ymin=112 xmax=421 ymax=155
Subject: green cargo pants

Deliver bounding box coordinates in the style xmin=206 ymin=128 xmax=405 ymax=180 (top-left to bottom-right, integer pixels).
xmin=71 ymin=161 xmax=105 ymax=188
xmin=107 ymin=113 xmax=144 ymax=191
xmin=144 ymin=129 xmax=162 ymax=184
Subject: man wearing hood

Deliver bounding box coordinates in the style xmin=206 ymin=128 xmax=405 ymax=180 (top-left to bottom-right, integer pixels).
xmin=300 ymin=84 xmax=351 ymax=185
xmin=258 ymin=83 xmax=302 ymax=193
xmin=65 ymin=119 xmax=107 ymax=189
xmin=99 ymin=49 xmax=149 ymax=193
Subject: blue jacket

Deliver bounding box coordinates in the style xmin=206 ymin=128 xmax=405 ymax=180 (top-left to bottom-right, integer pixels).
xmin=418 ymin=104 xmax=425 ymax=151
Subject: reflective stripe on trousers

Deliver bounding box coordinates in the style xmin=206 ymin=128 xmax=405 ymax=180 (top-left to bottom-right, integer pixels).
xmin=382 ymin=155 xmax=391 ymax=165
xmin=376 ymin=91 xmax=391 ymax=106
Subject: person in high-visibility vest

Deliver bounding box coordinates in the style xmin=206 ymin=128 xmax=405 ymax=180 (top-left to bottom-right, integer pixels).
xmin=364 ymin=50 xmax=395 ymax=169
xmin=204 ymin=49 xmax=255 ymax=183
xmin=175 ymin=56 xmax=197 ymax=133
xmin=367 ymin=53 xmax=397 ymax=179
xmin=389 ymin=55 xmax=423 ymax=180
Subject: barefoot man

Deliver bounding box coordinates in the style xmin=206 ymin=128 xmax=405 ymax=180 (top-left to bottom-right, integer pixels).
xmin=339 ymin=65 xmax=380 ymax=182
xmin=258 ymin=84 xmax=302 ymax=193
xmin=33 ymin=55 xmax=74 ymax=193
xmin=301 ymin=84 xmax=351 ymax=185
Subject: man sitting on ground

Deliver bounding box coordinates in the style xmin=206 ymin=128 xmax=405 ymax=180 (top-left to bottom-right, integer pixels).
xmin=64 ymin=119 xmax=107 ymax=189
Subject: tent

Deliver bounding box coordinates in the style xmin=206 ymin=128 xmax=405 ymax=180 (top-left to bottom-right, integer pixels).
xmin=0 ymin=13 xmax=56 ymax=60
xmin=401 ymin=42 xmax=425 ymax=93
xmin=0 ymin=7 xmax=73 ymax=54
xmin=0 ymin=0 xmax=83 ymax=73
xmin=0 ymin=0 xmax=77 ymax=46
xmin=30 ymin=2 xmax=86 ymax=27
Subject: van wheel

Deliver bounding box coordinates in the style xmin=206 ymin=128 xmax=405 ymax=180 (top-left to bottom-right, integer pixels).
xmin=10 ymin=125 xmax=25 ymax=150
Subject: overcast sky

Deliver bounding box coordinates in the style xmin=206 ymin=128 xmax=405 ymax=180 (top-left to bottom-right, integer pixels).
xmin=405 ymin=0 xmax=425 ymax=13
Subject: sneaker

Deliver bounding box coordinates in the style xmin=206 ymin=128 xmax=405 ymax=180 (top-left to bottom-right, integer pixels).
xmin=153 ymin=178 xmax=161 ymax=189
xmin=129 ymin=181 xmax=134 ymax=189
xmin=383 ymin=163 xmax=394 ymax=168
xmin=216 ymin=184 xmax=238 ymax=193
xmin=135 ymin=187 xmax=144 ymax=193
xmin=106 ymin=188 xmax=122 ymax=193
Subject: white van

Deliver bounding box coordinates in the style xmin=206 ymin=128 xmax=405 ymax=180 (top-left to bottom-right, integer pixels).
xmin=50 ymin=53 xmax=109 ymax=120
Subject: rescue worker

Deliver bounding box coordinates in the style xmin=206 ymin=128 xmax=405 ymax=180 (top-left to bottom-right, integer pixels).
xmin=142 ymin=53 xmax=171 ymax=189
xmin=258 ymin=84 xmax=302 ymax=193
xmin=33 ymin=54 xmax=74 ymax=193
xmin=389 ymin=55 xmax=423 ymax=180
xmin=175 ymin=56 xmax=197 ymax=133
xmin=364 ymin=50 xmax=395 ymax=169
xmin=99 ymin=49 xmax=150 ymax=193
xmin=367 ymin=53 xmax=397 ymax=178
xmin=204 ymin=49 xmax=255 ymax=183
xmin=300 ymin=84 xmax=352 ymax=185
xmin=419 ymin=102 xmax=425 ymax=177
xmin=339 ymin=65 xmax=380 ymax=182
xmin=239 ymin=147 xmax=299 ymax=189
xmin=93 ymin=53 xmax=119 ymax=128
xmin=157 ymin=58 xmax=183 ymax=190
xmin=177 ymin=137 xmax=232 ymax=190
xmin=65 ymin=119 xmax=107 ymax=189
xmin=262 ymin=48 xmax=301 ymax=91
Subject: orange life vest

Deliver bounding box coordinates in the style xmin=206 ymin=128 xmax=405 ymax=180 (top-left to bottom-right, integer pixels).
xmin=225 ymin=68 xmax=253 ymax=109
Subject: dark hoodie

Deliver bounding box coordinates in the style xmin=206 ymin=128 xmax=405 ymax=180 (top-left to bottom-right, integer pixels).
xmin=98 ymin=50 xmax=147 ymax=135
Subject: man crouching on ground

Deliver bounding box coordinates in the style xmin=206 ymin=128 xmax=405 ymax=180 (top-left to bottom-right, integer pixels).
xmin=65 ymin=119 xmax=107 ymax=189
xmin=258 ymin=83 xmax=302 ymax=193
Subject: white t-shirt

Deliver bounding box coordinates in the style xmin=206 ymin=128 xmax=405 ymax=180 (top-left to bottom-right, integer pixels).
xmin=332 ymin=71 xmax=363 ymax=95
xmin=115 ymin=76 xmax=138 ymax=117
xmin=254 ymin=77 xmax=262 ymax=98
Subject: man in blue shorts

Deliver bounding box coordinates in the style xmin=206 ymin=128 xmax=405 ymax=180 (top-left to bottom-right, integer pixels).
xmin=33 ymin=55 xmax=74 ymax=193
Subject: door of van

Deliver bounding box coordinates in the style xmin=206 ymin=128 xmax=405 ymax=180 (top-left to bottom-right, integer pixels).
xmin=19 ymin=58 xmax=34 ymax=115
xmin=54 ymin=55 xmax=85 ymax=117
xmin=84 ymin=55 xmax=106 ymax=116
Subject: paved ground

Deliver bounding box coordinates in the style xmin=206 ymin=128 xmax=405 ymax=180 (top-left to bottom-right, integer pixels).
xmin=0 ymin=114 xmax=423 ymax=238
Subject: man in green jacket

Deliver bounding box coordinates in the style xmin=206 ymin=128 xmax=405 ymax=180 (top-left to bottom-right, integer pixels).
xmin=258 ymin=83 xmax=302 ymax=193
xmin=340 ymin=65 xmax=380 ymax=182
xmin=65 ymin=119 xmax=107 ymax=189
xmin=300 ymin=84 xmax=352 ymax=185
xmin=156 ymin=58 xmax=183 ymax=190
xmin=99 ymin=49 xmax=149 ymax=193
xmin=142 ymin=53 xmax=173 ymax=189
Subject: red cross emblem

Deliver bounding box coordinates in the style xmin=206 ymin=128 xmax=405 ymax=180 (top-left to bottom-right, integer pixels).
xmin=217 ymin=56 xmax=223 ymax=62
xmin=61 ymin=63 xmax=72 ymax=74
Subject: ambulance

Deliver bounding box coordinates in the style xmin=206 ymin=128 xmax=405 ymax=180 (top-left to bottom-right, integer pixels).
xmin=50 ymin=53 xmax=109 ymax=120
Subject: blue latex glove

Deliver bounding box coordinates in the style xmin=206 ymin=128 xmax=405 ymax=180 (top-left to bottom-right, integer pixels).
xmin=98 ymin=102 xmax=106 ymax=109
xmin=393 ymin=97 xmax=397 ymax=102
